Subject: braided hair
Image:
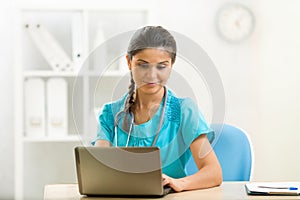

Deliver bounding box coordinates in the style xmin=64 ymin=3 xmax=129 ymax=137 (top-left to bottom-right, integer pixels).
xmin=123 ymin=72 xmax=136 ymax=114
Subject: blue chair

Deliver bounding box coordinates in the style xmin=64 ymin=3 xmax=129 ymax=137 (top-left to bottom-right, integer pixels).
xmin=185 ymin=124 xmax=253 ymax=181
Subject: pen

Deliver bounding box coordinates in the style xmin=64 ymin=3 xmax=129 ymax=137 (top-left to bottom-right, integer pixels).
xmin=258 ymin=186 xmax=298 ymax=190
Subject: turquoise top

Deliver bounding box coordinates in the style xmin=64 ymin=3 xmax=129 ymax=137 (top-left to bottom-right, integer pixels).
xmin=92 ymin=88 xmax=214 ymax=178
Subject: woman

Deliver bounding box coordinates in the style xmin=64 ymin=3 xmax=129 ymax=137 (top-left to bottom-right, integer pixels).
xmin=92 ymin=26 xmax=222 ymax=192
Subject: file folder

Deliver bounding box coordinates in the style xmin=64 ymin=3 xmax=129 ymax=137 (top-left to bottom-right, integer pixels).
xmin=46 ymin=78 xmax=68 ymax=137
xmin=24 ymin=78 xmax=46 ymax=138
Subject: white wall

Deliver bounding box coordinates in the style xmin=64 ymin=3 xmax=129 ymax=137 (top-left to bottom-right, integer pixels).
xmin=1 ymin=0 xmax=300 ymax=198
xmin=0 ymin=1 xmax=15 ymax=199
xmin=256 ymin=0 xmax=300 ymax=180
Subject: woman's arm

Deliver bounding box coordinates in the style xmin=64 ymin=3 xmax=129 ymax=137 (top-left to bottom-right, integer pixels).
xmin=94 ymin=140 xmax=111 ymax=147
xmin=162 ymin=134 xmax=222 ymax=192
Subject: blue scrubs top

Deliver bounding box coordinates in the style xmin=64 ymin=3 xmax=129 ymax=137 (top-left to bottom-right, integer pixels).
xmin=91 ymin=88 xmax=214 ymax=178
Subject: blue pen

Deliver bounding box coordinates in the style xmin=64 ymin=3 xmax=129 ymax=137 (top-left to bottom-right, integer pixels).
xmin=258 ymin=186 xmax=298 ymax=190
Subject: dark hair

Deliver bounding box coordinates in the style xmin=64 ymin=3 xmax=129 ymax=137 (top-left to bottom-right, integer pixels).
xmin=123 ymin=26 xmax=176 ymax=116
xmin=127 ymin=26 xmax=177 ymax=64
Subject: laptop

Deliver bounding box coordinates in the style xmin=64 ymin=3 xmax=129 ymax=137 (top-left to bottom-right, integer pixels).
xmin=74 ymin=146 xmax=172 ymax=197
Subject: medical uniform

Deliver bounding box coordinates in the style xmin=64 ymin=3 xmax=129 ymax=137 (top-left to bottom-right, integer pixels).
xmin=92 ymin=88 xmax=214 ymax=178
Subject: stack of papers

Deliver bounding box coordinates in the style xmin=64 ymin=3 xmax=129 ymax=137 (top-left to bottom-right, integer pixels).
xmin=245 ymin=182 xmax=300 ymax=196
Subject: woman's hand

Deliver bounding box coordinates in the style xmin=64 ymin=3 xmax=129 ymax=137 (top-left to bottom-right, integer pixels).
xmin=162 ymin=174 xmax=186 ymax=192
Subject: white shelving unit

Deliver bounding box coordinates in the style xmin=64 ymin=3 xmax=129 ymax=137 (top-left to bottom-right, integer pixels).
xmin=14 ymin=8 xmax=148 ymax=200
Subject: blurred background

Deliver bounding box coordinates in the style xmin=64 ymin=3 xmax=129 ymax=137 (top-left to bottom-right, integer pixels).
xmin=1 ymin=0 xmax=300 ymax=199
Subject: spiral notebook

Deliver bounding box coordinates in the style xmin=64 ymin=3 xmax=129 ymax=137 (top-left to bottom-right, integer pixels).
xmin=245 ymin=182 xmax=300 ymax=196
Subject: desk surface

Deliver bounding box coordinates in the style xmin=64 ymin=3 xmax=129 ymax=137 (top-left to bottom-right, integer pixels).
xmin=44 ymin=182 xmax=300 ymax=200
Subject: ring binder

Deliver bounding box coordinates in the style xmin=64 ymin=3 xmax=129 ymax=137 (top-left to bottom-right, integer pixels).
xmin=71 ymin=12 xmax=84 ymax=72
xmin=46 ymin=78 xmax=68 ymax=137
xmin=25 ymin=23 xmax=73 ymax=71
xmin=24 ymin=78 xmax=46 ymax=138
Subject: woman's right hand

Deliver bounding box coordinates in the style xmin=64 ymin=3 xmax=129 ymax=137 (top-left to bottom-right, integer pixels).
xmin=95 ymin=140 xmax=111 ymax=147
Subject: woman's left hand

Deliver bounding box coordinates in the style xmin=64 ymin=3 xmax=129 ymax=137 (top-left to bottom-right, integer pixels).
xmin=162 ymin=174 xmax=185 ymax=192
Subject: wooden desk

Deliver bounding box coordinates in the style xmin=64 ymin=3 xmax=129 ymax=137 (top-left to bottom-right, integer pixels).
xmin=44 ymin=182 xmax=300 ymax=200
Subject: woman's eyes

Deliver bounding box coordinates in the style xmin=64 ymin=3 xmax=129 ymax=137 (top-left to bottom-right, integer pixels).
xmin=138 ymin=63 xmax=149 ymax=68
xmin=156 ymin=64 xmax=167 ymax=69
xmin=137 ymin=63 xmax=167 ymax=69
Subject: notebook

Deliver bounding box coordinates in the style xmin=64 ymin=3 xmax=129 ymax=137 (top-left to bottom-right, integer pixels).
xmin=245 ymin=182 xmax=300 ymax=196
xmin=74 ymin=146 xmax=172 ymax=197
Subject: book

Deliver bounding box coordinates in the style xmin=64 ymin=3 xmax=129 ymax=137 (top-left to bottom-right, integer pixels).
xmin=245 ymin=182 xmax=300 ymax=196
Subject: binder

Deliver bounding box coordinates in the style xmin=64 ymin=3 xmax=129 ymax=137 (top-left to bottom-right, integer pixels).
xmin=92 ymin=25 xmax=107 ymax=70
xmin=38 ymin=24 xmax=73 ymax=71
xmin=46 ymin=78 xmax=68 ymax=137
xmin=24 ymin=78 xmax=46 ymax=138
xmin=26 ymin=23 xmax=73 ymax=71
xmin=71 ymin=12 xmax=84 ymax=72
xmin=26 ymin=24 xmax=61 ymax=70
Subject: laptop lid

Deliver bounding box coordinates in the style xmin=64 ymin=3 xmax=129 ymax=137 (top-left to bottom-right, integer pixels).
xmin=75 ymin=146 xmax=165 ymax=196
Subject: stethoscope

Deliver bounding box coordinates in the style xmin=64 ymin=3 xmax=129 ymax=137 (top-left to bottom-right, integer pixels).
xmin=113 ymin=87 xmax=168 ymax=147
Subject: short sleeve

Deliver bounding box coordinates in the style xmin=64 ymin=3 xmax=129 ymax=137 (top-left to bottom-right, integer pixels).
xmin=180 ymin=98 xmax=214 ymax=146
xmin=91 ymin=104 xmax=114 ymax=145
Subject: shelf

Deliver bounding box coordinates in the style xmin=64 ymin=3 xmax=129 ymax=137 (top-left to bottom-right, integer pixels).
xmin=23 ymin=70 xmax=82 ymax=77
xmin=23 ymin=135 xmax=81 ymax=142
xmin=88 ymin=70 xmax=128 ymax=77
xmin=23 ymin=70 xmax=128 ymax=77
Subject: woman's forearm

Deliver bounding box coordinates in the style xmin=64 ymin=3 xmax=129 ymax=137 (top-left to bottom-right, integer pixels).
xmin=179 ymin=164 xmax=222 ymax=191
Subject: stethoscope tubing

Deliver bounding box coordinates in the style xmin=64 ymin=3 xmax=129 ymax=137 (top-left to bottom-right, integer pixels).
xmin=114 ymin=87 xmax=167 ymax=147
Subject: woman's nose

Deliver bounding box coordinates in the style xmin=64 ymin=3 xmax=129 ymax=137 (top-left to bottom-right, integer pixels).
xmin=146 ymin=67 xmax=157 ymax=79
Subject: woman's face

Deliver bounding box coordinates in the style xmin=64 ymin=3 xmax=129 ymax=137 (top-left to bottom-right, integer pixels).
xmin=126 ymin=48 xmax=172 ymax=95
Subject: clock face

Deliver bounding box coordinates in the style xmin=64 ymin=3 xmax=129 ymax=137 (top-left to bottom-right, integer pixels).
xmin=216 ymin=3 xmax=255 ymax=42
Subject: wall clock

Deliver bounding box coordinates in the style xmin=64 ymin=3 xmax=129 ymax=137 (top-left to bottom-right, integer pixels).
xmin=216 ymin=3 xmax=255 ymax=43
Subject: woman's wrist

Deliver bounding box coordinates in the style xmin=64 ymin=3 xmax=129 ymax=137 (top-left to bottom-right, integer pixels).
xmin=176 ymin=177 xmax=190 ymax=191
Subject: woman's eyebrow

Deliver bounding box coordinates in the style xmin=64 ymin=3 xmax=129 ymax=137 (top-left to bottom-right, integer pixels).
xmin=158 ymin=61 xmax=169 ymax=64
xmin=136 ymin=59 xmax=170 ymax=64
xmin=136 ymin=59 xmax=149 ymax=63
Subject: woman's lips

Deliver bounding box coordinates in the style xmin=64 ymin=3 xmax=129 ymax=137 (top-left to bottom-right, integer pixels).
xmin=145 ymin=82 xmax=158 ymax=87
xmin=147 ymin=83 xmax=157 ymax=87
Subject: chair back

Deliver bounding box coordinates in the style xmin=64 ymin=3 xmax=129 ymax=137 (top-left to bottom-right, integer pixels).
xmin=185 ymin=124 xmax=253 ymax=181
